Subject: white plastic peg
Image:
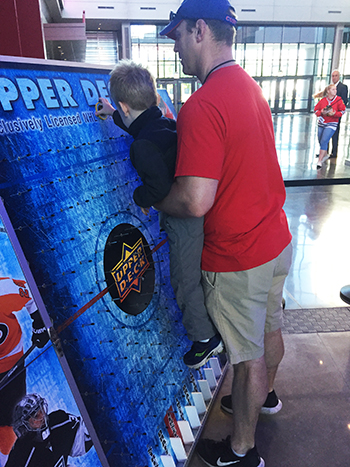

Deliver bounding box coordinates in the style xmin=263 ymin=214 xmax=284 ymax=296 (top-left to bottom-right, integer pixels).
xmin=185 ymin=405 xmax=201 ymax=429
xmin=178 ymin=420 xmax=195 ymax=443
xmin=170 ymin=437 xmax=187 ymax=462
xmin=204 ymin=367 xmax=217 ymax=389
xmin=192 ymin=392 xmax=206 ymax=415
xmin=198 ymin=379 xmax=212 ymax=401
xmin=160 ymin=454 xmax=177 ymax=467
xmin=209 ymin=357 xmax=222 ymax=378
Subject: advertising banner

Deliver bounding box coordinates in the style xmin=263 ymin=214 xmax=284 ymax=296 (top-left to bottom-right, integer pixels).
xmin=0 ymin=216 xmax=103 ymax=467
xmin=0 ymin=56 xmax=223 ymax=467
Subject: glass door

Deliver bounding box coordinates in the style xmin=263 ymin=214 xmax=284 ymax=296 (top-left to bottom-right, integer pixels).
xmin=257 ymin=77 xmax=312 ymax=113
xmin=157 ymin=78 xmax=200 ymax=114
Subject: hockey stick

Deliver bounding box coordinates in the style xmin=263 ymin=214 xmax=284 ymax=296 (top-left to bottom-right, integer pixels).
xmin=56 ymin=236 xmax=168 ymax=334
xmin=0 ymin=343 xmax=36 ymax=391
xmin=0 ymin=236 xmax=169 ymax=390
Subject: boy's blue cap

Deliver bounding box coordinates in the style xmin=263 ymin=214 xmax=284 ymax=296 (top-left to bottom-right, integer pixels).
xmin=160 ymin=0 xmax=237 ymax=39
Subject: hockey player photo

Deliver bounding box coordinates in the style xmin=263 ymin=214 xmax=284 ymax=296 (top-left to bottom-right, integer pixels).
xmin=5 ymin=393 xmax=93 ymax=467
xmin=0 ymin=277 xmax=49 ymax=465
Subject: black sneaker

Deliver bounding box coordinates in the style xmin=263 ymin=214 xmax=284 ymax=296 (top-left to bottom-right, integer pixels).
xmin=183 ymin=334 xmax=224 ymax=369
xmin=260 ymin=389 xmax=283 ymax=414
xmin=221 ymin=389 xmax=282 ymax=415
xmin=197 ymin=436 xmax=265 ymax=467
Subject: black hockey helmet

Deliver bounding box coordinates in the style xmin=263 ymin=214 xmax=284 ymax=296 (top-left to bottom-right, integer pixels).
xmin=12 ymin=393 xmax=49 ymax=437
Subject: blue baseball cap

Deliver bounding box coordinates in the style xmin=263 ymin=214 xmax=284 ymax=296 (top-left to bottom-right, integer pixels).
xmin=160 ymin=0 xmax=237 ymax=39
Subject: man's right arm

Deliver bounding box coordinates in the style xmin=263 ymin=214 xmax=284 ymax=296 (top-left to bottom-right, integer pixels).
xmin=155 ymin=176 xmax=218 ymax=218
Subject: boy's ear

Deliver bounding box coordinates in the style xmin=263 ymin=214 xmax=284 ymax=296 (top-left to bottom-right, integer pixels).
xmin=119 ymin=102 xmax=130 ymax=116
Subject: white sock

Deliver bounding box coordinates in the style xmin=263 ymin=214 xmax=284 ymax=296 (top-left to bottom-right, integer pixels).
xmin=232 ymin=449 xmax=245 ymax=458
xmin=199 ymin=339 xmax=209 ymax=343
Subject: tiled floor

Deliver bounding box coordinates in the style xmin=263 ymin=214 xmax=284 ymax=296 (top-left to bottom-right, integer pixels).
xmin=187 ymin=110 xmax=350 ymax=467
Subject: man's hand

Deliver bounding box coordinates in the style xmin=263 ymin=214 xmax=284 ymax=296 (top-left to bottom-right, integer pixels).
xmin=31 ymin=310 xmax=49 ymax=348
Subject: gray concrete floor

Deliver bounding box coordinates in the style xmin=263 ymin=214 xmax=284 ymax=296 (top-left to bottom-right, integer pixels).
xmin=188 ymin=332 xmax=350 ymax=467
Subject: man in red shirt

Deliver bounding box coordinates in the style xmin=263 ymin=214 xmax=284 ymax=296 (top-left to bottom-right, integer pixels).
xmin=159 ymin=0 xmax=292 ymax=466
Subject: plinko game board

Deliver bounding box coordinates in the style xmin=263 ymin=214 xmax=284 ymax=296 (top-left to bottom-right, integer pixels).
xmin=0 ymin=217 xmax=103 ymax=467
xmin=0 ymin=56 xmax=225 ymax=467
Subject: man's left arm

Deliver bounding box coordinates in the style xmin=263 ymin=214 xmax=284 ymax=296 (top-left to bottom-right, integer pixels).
xmin=339 ymin=83 xmax=348 ymax=106
xmin=344 ymin=84 xmax=348 ymax=106
xmin=155 ymin=176 xmax=218 ymax=218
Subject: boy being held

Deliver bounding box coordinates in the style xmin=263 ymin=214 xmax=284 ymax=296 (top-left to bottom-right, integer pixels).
xmin=96 ymin=61 xmax=223 ymax=369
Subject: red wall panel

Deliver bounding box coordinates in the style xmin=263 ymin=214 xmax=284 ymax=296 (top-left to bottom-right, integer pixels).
xmin=0 ymin=0 xmax=45 ymax=58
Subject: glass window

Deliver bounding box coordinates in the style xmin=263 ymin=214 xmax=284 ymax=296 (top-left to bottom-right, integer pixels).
xmin=180 ymin=82 xmax=192 ymax=104
xmin=282 ymin=27 xmax=300 ymax=43
xmin=233 ymin=43 xmax=245 ymax=66
xmin=85 ymin=32 xmax=118 ymax=66
xmin=262 ymin=44 xmax=281 ymax=76
xmin=281 ymin=44 xmax=298 ymax=76
xmin=242 ymin=26 xmax=265 ymax=43
xmin=281 ymin=79 xmax=294 ymax=111
xmin=264 ymin=27 xmax=282 ymax=43
xmin=324 ymin=27 xmax=335 ymax=44
xmin=322 ymin=44 xmax=333 ymax=77
xmin=295 ymin=79 xmax=309 ymax=110
xmin=235 ymin=26 xmax=243 ymax=43
xmin=340 ymin=29 xmax=350 ymax=75
xmin=300 ymin=28 xmax=318 ymax=44
xmin=313 ymin=78 xmax=327 ymax=97
xmin=314 ymin=43 xmax=333 ymax=77
xmin=341 ymin=44 xmax=350 ymax=74
xmin=131 ymin=25 xmax=157 ymax=40
xmin=314 ymin=27 xmax=335 ymax=44
xmin=129 ymin=23 xmax=338 ymax=114
xmin=297 ymin=44 xmax=316 ymax=76
xmin=260 ymin=80 xmax=276 ymax=108
xmin=245 ymin=44 xmax=263 ymax=77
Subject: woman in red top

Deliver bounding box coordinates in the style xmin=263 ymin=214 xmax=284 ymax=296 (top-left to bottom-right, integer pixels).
xmin=314 ymin=84 xmax=346 ymax=168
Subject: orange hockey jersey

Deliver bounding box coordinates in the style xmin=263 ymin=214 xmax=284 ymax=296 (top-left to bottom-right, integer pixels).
xmin=0 ymin=277 xmax=36 ymax=373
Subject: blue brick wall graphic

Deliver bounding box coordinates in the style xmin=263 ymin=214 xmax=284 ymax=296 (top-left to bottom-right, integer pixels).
xmin=0 ymin=58 xmax=224 ymax=467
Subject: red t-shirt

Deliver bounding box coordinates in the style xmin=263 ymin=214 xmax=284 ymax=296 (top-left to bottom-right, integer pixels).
xmin=175 ymin=64 xmax=291 ymax=272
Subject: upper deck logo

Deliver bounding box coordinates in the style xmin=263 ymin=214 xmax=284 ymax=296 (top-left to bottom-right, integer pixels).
xmin=111 ymin=237 xmax=149 ymax=302
xmin=104 ymin=223 xmax=155 ymax=315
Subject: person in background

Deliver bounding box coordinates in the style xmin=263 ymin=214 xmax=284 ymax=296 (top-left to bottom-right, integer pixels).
xmin=158 ymin=0 xmax=292 ymax=465
xmin=330 ymin=70 xmax=348 ymax=158
xmin=96 ymin=61 xmax=223 ymax=370
xmin=314 ymin=84 xmax=346 ymax=169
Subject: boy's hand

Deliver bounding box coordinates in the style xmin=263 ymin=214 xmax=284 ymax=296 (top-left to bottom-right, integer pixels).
xmin=95 ymin=98 xmax=116 ymax=118
xmin=141 ymin=207 xmax=150 ymax=216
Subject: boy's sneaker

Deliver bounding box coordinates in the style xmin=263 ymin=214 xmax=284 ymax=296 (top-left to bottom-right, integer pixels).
xmin=197 ymin=436 xmax=265 ymax=467
xmin=183 ymin=334 xmax=224 ymax=369
xmin=221 ymin=389 xmax=282 ymax=415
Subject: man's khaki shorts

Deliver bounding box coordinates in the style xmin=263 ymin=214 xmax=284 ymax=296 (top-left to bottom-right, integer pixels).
xmin=201 ymin=243 xmax=292 ymax=364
